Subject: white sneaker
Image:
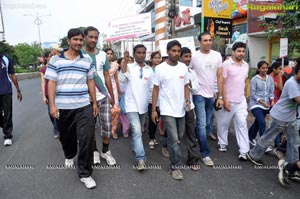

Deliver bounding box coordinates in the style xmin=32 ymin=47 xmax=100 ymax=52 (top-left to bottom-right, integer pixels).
xmin=265 ymin=146 xmax=273 ymax=153
xmin=93 ymin=151 xmax=101 ymax=165
xmin=202 ymin=156 xmax=214 ymax=167
xmin=65 ymin=158 xmax=74 ymax=168
xmin=100 ymin=150 xmax=116 ymax=166
xmin=80 ymin=176 xmax=96 ymax=189
xmin=4 ymin=139 xmax=12 ymax=146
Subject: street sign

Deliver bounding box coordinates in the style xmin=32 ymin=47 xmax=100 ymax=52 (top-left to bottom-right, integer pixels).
xmin=279 ymin=38 xmax=288 ymax=58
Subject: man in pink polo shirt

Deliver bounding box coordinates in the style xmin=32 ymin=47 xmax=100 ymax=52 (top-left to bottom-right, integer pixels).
xmin=217 ymin=42 xmax=250 ymax=160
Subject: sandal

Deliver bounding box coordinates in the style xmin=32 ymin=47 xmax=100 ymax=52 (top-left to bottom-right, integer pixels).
xmin=112 ymin=132 xmax=118 ymax=139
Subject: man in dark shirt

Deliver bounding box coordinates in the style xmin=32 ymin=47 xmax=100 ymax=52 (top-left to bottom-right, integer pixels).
xmin=0 ymin=53 xmax=22 ymax=146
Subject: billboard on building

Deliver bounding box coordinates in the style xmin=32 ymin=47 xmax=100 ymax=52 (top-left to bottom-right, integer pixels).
xmin=202 ymin=0 xmax=233 ymax=19
xmin=247 ymin=0 xmax=284 ymax=34
xmin=231 ymin=0 xmax=248 ymax=20
xmin=202 ymin=0 xmax=233 ymax=37
xmin=204 ymin=17 xmax=232 ymax=38
xmin=174 ymin=6 xmax=201 ymax=31
xmin=106 ymin=12 xmax=152 ymax=41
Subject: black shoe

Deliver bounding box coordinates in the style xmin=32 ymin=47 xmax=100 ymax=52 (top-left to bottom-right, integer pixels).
xmin=246 ymin=152 xmax=263 ymax=166
xmin=289 ymin=171 xmax=300 ymax=183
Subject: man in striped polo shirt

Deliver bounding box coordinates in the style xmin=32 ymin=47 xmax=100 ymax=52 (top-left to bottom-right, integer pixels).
xmin=45 ymin=28 xmax=98 ymax=189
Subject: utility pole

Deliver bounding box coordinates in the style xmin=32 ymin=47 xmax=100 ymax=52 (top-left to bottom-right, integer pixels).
xmin=24 ymin=12 xmax=50 ymax=47
xmin=0 ymin=0 xmax=5 ymax=41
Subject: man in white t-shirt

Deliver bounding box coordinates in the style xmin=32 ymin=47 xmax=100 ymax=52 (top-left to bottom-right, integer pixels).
xmin=217 ymin=42 xmax=249 ymax=160
xmin=189 ymin=32 xmax=223 ymax=167
xmin=152 ymin=40 xmax=190 ymax=180
xmin=119 ymin=44 xmax=153 ymax=171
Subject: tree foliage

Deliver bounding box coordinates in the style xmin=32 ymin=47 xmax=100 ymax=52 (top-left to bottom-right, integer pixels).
xmin=259 ymin=0 xmax=300 ymax=54
xmin=0 ymin=41 xmax=18 ymax=63
xmin=14 ymin=43 xmax=43 ymax=67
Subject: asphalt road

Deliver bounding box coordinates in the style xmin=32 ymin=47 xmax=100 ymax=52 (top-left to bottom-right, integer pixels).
xmin=0 ymin=78 xmax=299 ymax=199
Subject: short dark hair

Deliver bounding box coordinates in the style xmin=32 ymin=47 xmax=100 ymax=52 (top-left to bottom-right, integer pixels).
xmin=167 ymin=40 xmax=181 ymax=51
xmin=104 ymin=48 xmax=113 ymax=53
xmin=180 ymin=47 xmax=191 ymax=57
xmin=232 ymin=42 xmax=246 ymax=51
xmin=151 ymin=51 xmax=161 ymax=59
xmin=198 ymin=32 xmax=211 ymax=41
xmin=276 ymin=57 xmax=289 ymax=66
xmin=84 ymin=26 xmax=99 ymax=36
xmin=67 ymin=28 xmax=84 ymax=39
xmin=133 ymin=44 xmax=146 ymax=54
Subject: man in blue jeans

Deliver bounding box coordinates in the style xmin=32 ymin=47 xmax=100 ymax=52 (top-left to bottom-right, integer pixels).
xmin=152 ymin=40 xmax=190 ymax=180
xmin=119 ymin=44 xmax=153 ymax=171
xmin=247 ymin=63 xmax=300 ymax=185
xmin=189 ymin=32 xmax=223 ymax=166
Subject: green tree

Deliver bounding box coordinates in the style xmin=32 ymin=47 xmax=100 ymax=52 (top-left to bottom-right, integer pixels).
xmin=259 ymin=0 xmax=300 ymax=54
xmin=0 ymin=41 xmax=18 ymax=63
xmin=14 ymin=43 xmax=43 ymax=68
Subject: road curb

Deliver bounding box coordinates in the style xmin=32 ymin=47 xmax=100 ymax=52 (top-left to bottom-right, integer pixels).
xmin=16 ymin=72 xmax=40 ymax=81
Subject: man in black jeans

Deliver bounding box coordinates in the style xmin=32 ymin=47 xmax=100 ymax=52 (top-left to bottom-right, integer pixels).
xmin=0 ymin=53 xmax=22 ymax=146
xmin=180 ymin=47 xmax=201 ymax=171
xmin=45 ymin=28 xmax=98 ymax=189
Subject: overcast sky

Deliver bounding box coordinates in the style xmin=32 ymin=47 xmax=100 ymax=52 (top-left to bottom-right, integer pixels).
xmin=1 ymin=0 xmax=139 ymax=45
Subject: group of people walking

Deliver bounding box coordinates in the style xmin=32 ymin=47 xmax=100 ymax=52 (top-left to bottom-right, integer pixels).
xmin=1 ymin=26 xmax=300 ymax=189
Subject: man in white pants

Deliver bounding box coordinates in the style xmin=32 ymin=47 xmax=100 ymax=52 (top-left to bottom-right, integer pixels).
xmin=217 ymin=42 xmax=250 ymax=160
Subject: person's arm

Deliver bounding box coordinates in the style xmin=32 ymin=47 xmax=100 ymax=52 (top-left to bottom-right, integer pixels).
xmin=40 ymin=72 xmax=47 ymax=104
xmin=104 ymin=70 xmax=115 ymax=107
xmin=223 ymin=76 xmax=230 ymax=112
xmin=216 ymin=67 xmax=223 ymax=107
xmin=269 ymin=78 xmax=275 ymax=106
xmin=87 ymin=79 xmax=98 ymax=117
xmin=114 ymin=72 xmax=122 ymax=102
xmin=184 ymin=84 xmax=191 ymax=111
xmin=276 ymin=73 xmax=284 ymax=91
xmin=48 ymin=80 xmax=59 ymax=119
xmin=151 ymin=85 xmax=159 ymax=124
xmin=119 ymin=61 xmax=130 ymax=83
xmin=10 ymin=73 xmax=22 ymax=101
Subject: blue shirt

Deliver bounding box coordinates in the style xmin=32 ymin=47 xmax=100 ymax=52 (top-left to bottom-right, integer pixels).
xmin=0 ymin=55 xmax=14 ymax=95
xmin=44 ymin=50 xmax=95 ymax=109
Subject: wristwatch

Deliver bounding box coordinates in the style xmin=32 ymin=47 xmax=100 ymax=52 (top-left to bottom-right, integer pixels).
xmin=218 ymin=96 xmax=223 ymax=99
xmin=17 ymin=89 xmax=21 ymax=93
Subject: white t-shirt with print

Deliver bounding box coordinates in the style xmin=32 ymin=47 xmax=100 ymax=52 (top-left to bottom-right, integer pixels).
xmin=189 ymin=50 xmax=222 ymax=98
xmin=154 ymin=61 xmax=189 ymax=117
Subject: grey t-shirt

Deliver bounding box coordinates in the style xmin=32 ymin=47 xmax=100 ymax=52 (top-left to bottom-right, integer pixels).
xmin=270 ymin=77 xmax=300 ymax=122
